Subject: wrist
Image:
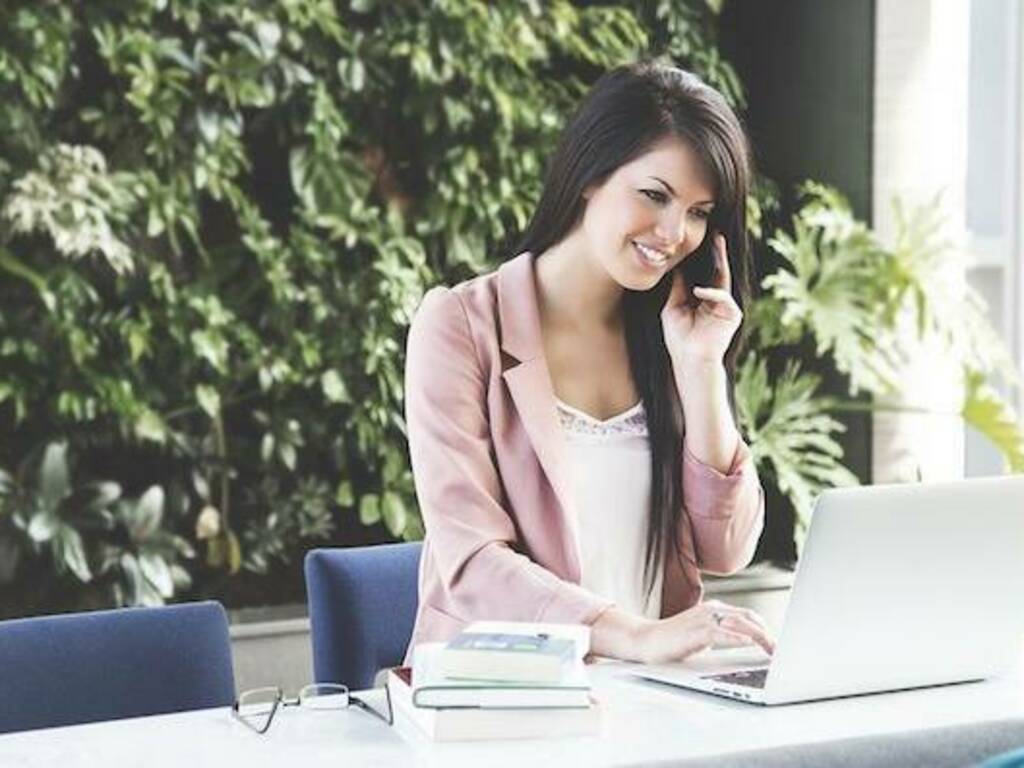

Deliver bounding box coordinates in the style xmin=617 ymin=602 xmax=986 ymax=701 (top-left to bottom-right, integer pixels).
xmin=670 ymin=352 xmax=726 ymax=377
xmin=591 ymin=606 xmax=655 ymax=662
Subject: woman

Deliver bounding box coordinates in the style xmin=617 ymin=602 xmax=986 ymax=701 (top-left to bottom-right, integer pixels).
xmin=403 ymin=62 xmax=773 ymax=665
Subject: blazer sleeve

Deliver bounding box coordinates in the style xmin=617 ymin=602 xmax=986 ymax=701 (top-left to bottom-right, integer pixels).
xmin=681 ymin=439 xmax=765 ymax=575
xmin=405 ymin=286 xmax=613 ymax=625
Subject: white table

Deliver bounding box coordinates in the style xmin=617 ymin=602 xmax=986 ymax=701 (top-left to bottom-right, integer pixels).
xmin=3 ymin=654 xmax=1024 ymax=768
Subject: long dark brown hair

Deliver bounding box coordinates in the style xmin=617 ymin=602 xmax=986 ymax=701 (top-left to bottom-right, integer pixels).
xmin=514 ymin=62 xmax=753 ymax=596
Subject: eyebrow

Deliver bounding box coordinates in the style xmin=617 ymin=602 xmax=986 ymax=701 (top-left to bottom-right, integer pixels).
xmin=649 ymin=176 xmax=714 ymax=206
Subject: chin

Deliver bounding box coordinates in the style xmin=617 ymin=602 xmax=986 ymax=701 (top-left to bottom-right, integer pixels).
xmin=617 ymin=273 xmax=662 ymax=293
xmin=612 ymin=257 xmax=667 ymax=292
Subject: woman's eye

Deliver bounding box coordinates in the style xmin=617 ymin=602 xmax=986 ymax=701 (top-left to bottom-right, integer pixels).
xmin=689 ymin=208 xmax=711 ymax=221
xmin=640 ymin=188 xmax=669 ymax=205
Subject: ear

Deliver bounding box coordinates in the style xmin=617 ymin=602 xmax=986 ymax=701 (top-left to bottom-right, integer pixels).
xmin=581 ymin=182 xmax=597 ymax=201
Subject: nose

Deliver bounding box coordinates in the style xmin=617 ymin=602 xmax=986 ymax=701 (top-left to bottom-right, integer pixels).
xmin=653 ymin=208 xmax=691 ymax=253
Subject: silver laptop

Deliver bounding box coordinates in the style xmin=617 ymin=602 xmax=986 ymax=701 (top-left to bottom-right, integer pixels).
xmin=634 ymin=476 xmax=1024 ymax=705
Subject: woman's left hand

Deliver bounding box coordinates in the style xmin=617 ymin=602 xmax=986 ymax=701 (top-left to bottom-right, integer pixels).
xmin=661 ymin=233 xmax=742 ymax=366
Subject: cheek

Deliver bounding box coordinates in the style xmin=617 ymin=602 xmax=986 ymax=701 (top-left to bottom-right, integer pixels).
xmin=615 ymin=198 xmax=657 ymax=239
xmin=586 ymin=193 xmax=645 ymax=241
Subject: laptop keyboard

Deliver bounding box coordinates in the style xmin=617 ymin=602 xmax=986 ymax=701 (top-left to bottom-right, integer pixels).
xmin=705 ymin=668 xmax=769 ymax=689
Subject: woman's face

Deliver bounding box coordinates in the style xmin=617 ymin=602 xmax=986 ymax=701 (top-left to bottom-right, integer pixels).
xmin=579 ymin=136 xmax=716 ymax=292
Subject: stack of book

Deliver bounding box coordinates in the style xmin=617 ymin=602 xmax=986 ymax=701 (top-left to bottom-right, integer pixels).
xmin=387 ymin=621 xmax=602 ymax=742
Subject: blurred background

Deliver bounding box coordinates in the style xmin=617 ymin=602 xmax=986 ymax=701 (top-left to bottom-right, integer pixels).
xmin=0 ymin=0 xmax=1021 ymax=641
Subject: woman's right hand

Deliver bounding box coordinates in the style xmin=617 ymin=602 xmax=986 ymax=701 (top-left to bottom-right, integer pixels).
xmin=592 ymin=600 xmax=775 ymax=664
xmin=636 ymin=599 xmax=775 ymax=664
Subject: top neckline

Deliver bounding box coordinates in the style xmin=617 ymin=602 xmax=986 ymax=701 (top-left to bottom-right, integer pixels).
xmin=554 ymin=397 xmax=644 ymax=426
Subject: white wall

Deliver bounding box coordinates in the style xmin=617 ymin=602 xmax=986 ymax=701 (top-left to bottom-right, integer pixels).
xmin=872 ymin=0 xmax=1022 ymax=481
xmin=872 ymin=0 xmax=970 ymax=482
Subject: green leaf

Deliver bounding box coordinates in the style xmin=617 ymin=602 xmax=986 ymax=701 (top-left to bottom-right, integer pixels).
xmin=134 ymin=409 xmax=168 ymax=444
xmin=736 ymin=354 xmax=859 ymax=545
xmin=170 ymin=564 xmax=193 ymax=591
xmin=963 ymin=371 xmax=1024 ymax=472
xmin=132 ymin=486 xmax=165 ymax=539
xmin=321 ymin=369 xmax=350 ymax=403
xmin=381 ymin=491 xmax=406 ymax=535
xmin=335 ymin=480 xmax=354 ymax=506
xmin=38 ymin=442 xmax=70 ymax=513
xmin=190 ymin=329 xmax=229 ymax=373
xmin=55 ymin=526 xmax=92 ymax=583
xmin=28 ymin=512 xmax=61 ymax=543
xmin=206 ymin=529 xmax=241 ymax=573
xmin=196 ymin=384 xmax=221 ymax=418
xmin=359 ymin=493 xmax=380 ymax=525
xmin=139 ymin=551 xmax=174 ymax=598
xmin=120 ymin=552 xmax=143 ymax=604
xmin=225 ymin=529 xmax=242 ymax=574
xmin=82 ymin=481 xmax=122 ymax=513
xmin=206 ymin=535 xmax=225 ymax=568
xmin=255 ymin=20 xmax=281 ymax=55
xmin=261 ymin=432 xmax=275 ymax=462
xmin=279 ymin=442 xmax=297 ymax=471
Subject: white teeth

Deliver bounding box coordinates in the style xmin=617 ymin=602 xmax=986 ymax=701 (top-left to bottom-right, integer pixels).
xmin=635 ymin=242 xmax=668 ymax=265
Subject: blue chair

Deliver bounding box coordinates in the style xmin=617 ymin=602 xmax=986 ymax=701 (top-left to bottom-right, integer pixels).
xmin=0 ymin=600 xmax=235 ymax=734
xmin=305 ymin=542 xmax=422 ymax=690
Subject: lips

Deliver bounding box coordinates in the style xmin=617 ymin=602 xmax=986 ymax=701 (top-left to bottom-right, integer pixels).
xmin=633 ymin=241 xmax=670 ymax=267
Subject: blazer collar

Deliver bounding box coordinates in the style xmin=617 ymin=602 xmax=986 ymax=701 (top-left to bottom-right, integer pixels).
xmin=496 ymin=252 xmax=581 ymax=580
xmin=497 ymin=251 xmax=544 ymax=363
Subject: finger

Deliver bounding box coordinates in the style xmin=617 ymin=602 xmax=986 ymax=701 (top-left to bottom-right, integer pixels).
xmin=719 ymin=615 xmax=775 ymax=655
xmin=710 ymin=627 xmax=757 ymax=649
xmin=691 ymin=287 xmax=741 ymax=320
xmin=723 ymin=606 xmax=770 ymax=633
xmin=691 ymin=286 xmax=736 ymax=306
xmin=713 ymin=233 xmax=732 ymax=291
xmin=703 ymin=600 xmax=768 ymax=630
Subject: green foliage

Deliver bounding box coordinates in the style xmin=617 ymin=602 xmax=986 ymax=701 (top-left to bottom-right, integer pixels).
xmin=963 ymin=373 xmax=1024 ymax=473
xmin=0 ymin=0 xmax=735 ymax=611
xmin=765 ymin=182 xmax=900 ymax=394
xmin=735 ymin=355 xmax=858 ymax=538
xmin=0 ymin=443 xmax=192 ymax=607
xmin=751 ymin=182 xmax=1024 ymax=542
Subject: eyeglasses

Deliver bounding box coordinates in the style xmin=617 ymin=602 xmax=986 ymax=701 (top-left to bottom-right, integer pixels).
xmin=231 ymin=683 xmax=393 ymax=735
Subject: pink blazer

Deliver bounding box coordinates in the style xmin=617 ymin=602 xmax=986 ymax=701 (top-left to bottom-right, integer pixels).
xmin=403 ymin=252 xmax=764 ymax=661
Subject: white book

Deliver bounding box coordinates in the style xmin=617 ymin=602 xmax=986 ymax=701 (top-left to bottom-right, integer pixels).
xmin=387 ymin=667 xmax=603 ymax=742
xmin=463 ymin=621 xmax=591 ymax=659
xmin=436 ymin=621 xmax=590 ymax=684
xmin=412 ymin=642 xmax=591 ymax=708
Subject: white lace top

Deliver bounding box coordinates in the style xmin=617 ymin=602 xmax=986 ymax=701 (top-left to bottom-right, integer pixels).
xmin=556 ymin=398 xmax=663 ymax=619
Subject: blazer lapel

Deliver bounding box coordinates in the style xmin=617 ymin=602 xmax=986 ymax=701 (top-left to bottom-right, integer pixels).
xmin=497 ymin=254 xmax=581 ymax=579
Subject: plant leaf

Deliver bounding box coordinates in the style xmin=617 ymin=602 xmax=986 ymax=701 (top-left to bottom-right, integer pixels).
xmin=139 ymin=551 xmax=174 ymax=597
xmin=735 ymin=353 xmax=859 ymax=547
xmin=55 ymin=526 xmax=92 ymax=583
xmin=28 ymin=511 xmax=61 ymax=543
xmin=38 ymin=443 xmax=71 ymax=513
xmin=963 ymin=371 xmax=1024 ymax=472
xmin=359 ymin=493 xmax=380 ymax=525
xmin=133 ymin=486 xmax=165 ymax=540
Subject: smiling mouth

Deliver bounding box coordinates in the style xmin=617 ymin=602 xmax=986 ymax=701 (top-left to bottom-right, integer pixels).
xmin=633 ymin=241 xmax=670 ymax=267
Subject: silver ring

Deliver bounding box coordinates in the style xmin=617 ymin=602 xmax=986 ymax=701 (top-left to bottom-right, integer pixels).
xmin=712 ymin=610 xmax=725 ymax=626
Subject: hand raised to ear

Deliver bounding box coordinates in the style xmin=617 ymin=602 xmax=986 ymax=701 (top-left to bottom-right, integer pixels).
xmin=660 ymin=233 xmax=742 ymax=366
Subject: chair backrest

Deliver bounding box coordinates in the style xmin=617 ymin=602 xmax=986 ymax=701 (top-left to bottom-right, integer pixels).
xmin=304 ymin=542 xmax=422 ymax=690
xmin=0 ymin=600 xmax=235 ymax=734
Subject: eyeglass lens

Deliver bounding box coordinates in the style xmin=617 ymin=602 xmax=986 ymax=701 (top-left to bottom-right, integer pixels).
xmin=298 ymin=683 xmax=350 ymax=710
xmin=235 ymin=687 xmax=282 ymax=733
